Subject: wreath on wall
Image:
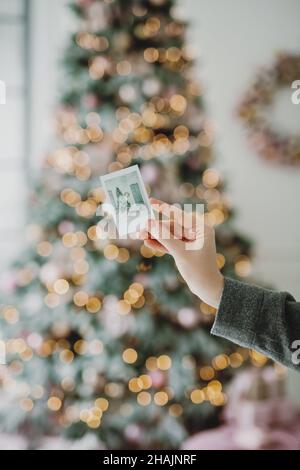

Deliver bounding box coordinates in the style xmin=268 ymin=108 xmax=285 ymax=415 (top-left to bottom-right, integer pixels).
xmin=238 ymin=53 xmax=300 ymax=166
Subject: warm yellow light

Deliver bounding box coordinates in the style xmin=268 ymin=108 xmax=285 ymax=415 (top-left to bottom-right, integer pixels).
xmin=2 ymin=306 xmax=19 ymax=324
xmin=117 ymin=300 xmax=131 ymax=315
xmin=128 ymin=378 xmax=143 ymax=393
xmin=19 ymin=398 xmax=34 ymax=412
xmin=169 ymin=403 xmax=183 ymax=417
xmin=61 ymin=189 xmax=81 ymax=207
xmin=207 ymin=380 xmax=222 ymax=394
xmin=95 ymin=398 xmax=109 ymax=411
xmin=144 ymin=47 xmax=159 ymax=63
xmin=73 ymin=291 xmax=89 ymax=307
xmin=53 ymin=279 xmax=69 ymax=295
xmin=61 ymin=377 xmax=75 ymax=392
xmin=200 ymin=302 xmax=216 ymax=316
xmin=132 ymin=296 xmax=145 ymax=309
xmin=73 ymin=259 xmax=89 ymax=275
xmin=47 ymin=396 xmax=62 ymax=411
xmin=86 ymin=297 xmax=102 ymax=313
xmin=170 ymin=94 xmax=187 ymax=114
xmin=20 ymin=347 xmax=33 ymax=361
xmin=74 ymin=340 xmax=88 ymax=355
xmin=117 ymin=248 xmax=130 ymax=263
xmin=203 ymin=168 xmax=220 ymax=188
xmin=234 ymin=256 xmax=252 ymax=277
xmin=62 ymin=232 xmax=77 ymax=248
xmin=154 ymin=391 xmax=168 ymax=406
xmin=146 ymin=356 xmax=157 ymax=371
xmin=199 ymin=366 xmax=215 ymax=381
xmin=123 ymin=348 xmax=138 ymax=364
xmin=91 ymin=407 xmax=103 ymax=419
xmin=139 ymin=374 xmax=152 ymax=390
xmin=89 ymin=56 xmax=106 ymax=80
xmin=144 ymin=16 xmax=161 ymax=35
xmin=93 ymin=36 xmax=109 ymax=52
xmin=104 ymin=244 xmax=119 ymax=260
xmin=59 ymin=349 xmax=74 ymax=364
xmin=157 ymin=355 xmax=172 ymax=371
xmin=116 ymin=60 xmax=132 ymax=76
xmin=216 ymin=253 xmax=226 ymax=270
xmin=137 ymin=391 xmax=151 ymax=406
xmin=190 ymin=389 xmax=205 ymax=404
xmin=210 ymin=393 xmax=227 ymax=407
xmin=212 ymin=354 xmax=229 ymax=370
xmin=87 ymin=225 xmax=98 ymax=241
xmin=37 ymin=241 xmax=53 ymax=257
xmin=130 ymin=282 xmax=144 ymax=296
xmin=124 ymin=288 xmax=140 ymax=304
xmin=174 ymin=125 xmax=189 ymax=139
xmin=229 ymin=352 xmax=244 ymax=368
xmin=250 ymin=350 xmax=268 ymax=367
xmin=140 ymin=244 xmax=154 ymax=258
xmin=79 ymin=409 xmax=90 ymax=422
xmin=166 ymin=47 xmax=181 ymax=62
xmin=87 ymin=416 xmax=101 ymax=428
xmin=86 ymin=127 xmax=103 ymax=143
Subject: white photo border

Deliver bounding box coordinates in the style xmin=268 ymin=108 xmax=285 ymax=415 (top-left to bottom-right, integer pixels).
xmin=100 ymin=164 xmax=154 ymax=236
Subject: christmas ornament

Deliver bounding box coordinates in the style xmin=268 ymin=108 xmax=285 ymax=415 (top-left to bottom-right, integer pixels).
xmin=238 ymin=53 xmax=300 ymax=166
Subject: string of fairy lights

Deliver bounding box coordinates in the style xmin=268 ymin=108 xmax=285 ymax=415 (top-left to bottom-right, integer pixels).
xmin=0 ymin=0 xmax=262 ymax=439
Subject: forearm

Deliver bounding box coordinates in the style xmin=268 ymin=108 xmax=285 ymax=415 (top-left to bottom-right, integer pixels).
xmin=211 ymin=277 xmax=300 ymax=370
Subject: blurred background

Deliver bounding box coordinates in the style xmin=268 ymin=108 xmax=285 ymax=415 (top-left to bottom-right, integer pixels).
xmin=0 ymin=0 xmax=300 ymax=450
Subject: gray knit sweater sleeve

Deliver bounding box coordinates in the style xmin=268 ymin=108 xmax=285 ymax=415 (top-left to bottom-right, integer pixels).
xmin=211 ymin=277 xmax=300 ymax=371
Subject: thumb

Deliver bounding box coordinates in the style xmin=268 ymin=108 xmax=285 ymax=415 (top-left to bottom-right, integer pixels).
xmin=147 ymin=219 xmax=183 ymax=255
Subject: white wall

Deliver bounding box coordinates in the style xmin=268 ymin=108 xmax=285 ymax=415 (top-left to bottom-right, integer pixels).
xmin=183 ymin=0 xmax=300 ymax=402
xmin=184 ymin=0 xmax=300 ymax=294
xmin=29 ymin=0 xmax=74 ymax=171
xmin=0 ymin=0 xmax=26 ymax=270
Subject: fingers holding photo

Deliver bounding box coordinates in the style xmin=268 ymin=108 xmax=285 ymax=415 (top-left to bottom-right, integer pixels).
xmin=149 ymin=198 xmax=204 ymax=240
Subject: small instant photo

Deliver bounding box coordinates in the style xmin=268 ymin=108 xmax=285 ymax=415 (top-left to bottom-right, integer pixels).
xmin=100 ymin=165 xmax=154 ymax=237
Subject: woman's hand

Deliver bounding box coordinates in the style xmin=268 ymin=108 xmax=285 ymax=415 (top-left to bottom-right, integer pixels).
xmin=138 ymin=198 xmax=224 ymax=309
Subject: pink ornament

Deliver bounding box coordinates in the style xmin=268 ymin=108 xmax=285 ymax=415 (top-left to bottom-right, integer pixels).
xmin=149 ymin=370 xmax=166 ymax=389
xmin=82 ymin=93 xmax=99 ymax=110
xmin=58 ymin=220 xmax=75 ymax=235
xmin=124 ymin=424 xmax=143 ymax=444
xmin=178 ymin=308 xmax=198 ymax=328
xmin=182 ymin=367 xmax=300 ymax=450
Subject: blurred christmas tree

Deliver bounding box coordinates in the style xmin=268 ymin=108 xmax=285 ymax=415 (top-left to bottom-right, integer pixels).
xmin=0 ymin=0 xmax=255 ymax=449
